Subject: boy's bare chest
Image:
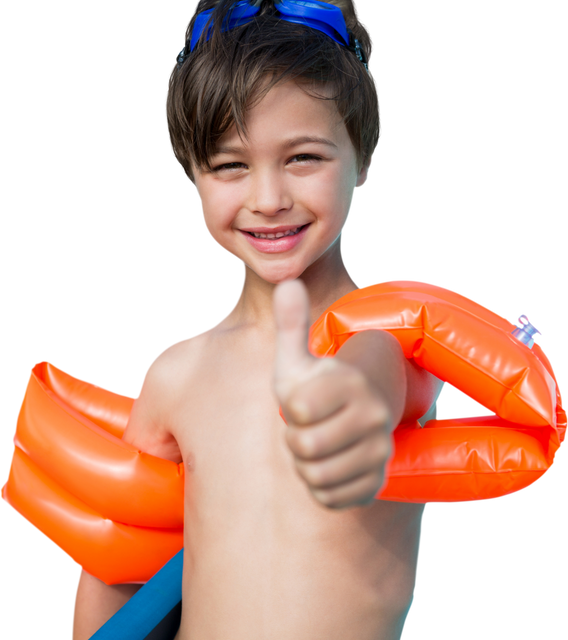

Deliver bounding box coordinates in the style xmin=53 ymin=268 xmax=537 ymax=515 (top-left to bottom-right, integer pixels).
xmin=168 ymin=335 xmax=423 ymax=638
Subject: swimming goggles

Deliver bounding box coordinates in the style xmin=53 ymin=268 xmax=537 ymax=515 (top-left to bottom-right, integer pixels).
xmin=177 ymin=0 xmax=368 ymax=69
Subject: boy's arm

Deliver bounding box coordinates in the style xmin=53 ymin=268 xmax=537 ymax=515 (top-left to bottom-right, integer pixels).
xmin=69 ymin=569 xmax=143 ymax=640
xmin=335 ymin=329 xmax=443 ymax=426
xmin=73 ymin=355 xmax=182 ymax=639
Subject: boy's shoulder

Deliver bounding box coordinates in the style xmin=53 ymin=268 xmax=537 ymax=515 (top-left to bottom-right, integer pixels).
xmin=145 ymin=330 xmax=214 ymax=398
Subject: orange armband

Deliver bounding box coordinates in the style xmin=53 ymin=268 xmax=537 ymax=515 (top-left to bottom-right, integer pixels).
xmin=2 ymin=363 xmax=184 ymax=585
xmin=308 ymin=281 xmax=565 ymax=502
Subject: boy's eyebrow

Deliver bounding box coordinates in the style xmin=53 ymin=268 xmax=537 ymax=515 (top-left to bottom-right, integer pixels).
xmin=213 ymin=136 xmax=338 ymax=156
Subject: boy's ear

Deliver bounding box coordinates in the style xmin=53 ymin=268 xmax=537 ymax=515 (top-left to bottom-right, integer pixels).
xmin=356 ymin=157 xmax=371 ymax=187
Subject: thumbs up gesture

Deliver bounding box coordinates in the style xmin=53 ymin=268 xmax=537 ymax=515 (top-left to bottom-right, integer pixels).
xmin=273 ymin=280 xmax=395 ymax=510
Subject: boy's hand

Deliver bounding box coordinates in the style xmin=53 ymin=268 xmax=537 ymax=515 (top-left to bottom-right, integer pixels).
xmin=273 ymin=280 xmax=393 ymax=510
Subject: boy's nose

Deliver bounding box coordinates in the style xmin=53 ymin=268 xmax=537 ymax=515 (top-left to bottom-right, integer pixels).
xmin=247 ymin=169 xmax=293 ymax=217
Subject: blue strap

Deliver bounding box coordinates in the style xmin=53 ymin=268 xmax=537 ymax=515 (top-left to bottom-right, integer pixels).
xmin=90 ymin=549 xmax=183 ymax=640
xmin=189 ymin=0 xmax=350 ymax=52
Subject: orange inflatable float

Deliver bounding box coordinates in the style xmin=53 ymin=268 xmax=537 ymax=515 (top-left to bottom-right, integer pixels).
xmin=3 ymin=281 xmax=565 ymax=585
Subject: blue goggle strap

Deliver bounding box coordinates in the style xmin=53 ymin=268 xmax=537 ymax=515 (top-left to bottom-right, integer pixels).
xmin=186 ymin=0 xmax=352 ymax=53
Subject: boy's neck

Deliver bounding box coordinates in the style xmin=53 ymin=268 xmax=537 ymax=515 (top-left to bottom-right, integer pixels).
xmin=219 ymin=263 xmax=360 ymax=339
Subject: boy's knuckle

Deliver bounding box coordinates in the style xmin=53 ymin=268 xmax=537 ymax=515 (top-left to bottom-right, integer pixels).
xmin=298 ymin=460 xmax=324 ymax=487
xmin=371 ymin=435 xmax=392 ymax=464
xmin=297 ymin=432 xmax=320 ymax=458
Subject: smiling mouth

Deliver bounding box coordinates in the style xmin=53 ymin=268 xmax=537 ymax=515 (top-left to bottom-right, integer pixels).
xmin=246 ymin=225 xmax=308 ymax=239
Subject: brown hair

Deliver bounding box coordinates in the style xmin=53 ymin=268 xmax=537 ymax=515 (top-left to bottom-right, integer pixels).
xmin=167 ymin=0 xmax=379 ymax=182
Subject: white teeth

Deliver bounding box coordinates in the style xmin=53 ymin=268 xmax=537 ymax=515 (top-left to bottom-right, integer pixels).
xmin=251 ymin=226 xmax=303 ymax=239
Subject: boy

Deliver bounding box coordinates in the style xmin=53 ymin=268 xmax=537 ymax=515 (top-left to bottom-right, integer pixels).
xmin=73 ymin=1 xmax=442 ymax=638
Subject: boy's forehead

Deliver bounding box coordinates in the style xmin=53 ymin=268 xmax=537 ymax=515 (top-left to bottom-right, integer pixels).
xmin=252 ymin=80 xmax=343 ymax=131
xmin=217 ymin=80 xmax=348 ymax=152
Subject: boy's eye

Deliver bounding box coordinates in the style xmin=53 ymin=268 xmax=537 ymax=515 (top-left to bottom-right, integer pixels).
xmin=290 ymin=154 xmax=320 ymax=164
xmin=212 ymin=162 xmax=246 ymax=172
xmin=213 ymin=153 xmax=321 ymax=173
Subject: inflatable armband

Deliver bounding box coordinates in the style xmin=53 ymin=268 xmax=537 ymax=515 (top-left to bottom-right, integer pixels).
xmin=2 ymin=363 xmax=184 ymax=584
xmin=309 ymin=282 xmax=565 ymax=501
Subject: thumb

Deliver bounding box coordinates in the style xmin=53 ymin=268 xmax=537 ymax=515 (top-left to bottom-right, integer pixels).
xmin=273 ymin=279 xmax=313 ymax=393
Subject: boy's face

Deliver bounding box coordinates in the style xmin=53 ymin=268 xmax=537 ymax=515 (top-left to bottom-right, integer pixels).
xmin=193 ymin=80 xmax=369 ymax=284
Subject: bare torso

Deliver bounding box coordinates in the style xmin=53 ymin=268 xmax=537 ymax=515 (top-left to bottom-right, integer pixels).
xmin=167 ymin=322 xmax=424 ymax=640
